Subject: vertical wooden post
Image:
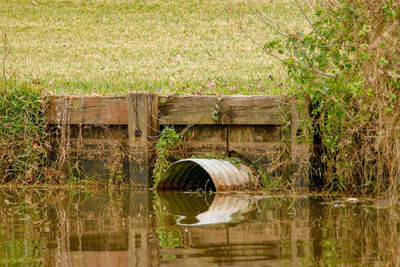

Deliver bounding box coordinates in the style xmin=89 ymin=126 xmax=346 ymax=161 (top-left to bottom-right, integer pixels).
xmin=127 ymin=93 xmax=159 ymax=187
xmin=291 ymin=101 xmax=311 ymax=191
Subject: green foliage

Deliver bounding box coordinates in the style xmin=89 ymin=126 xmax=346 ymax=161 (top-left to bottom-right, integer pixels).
xmin=153 ymin=127 xmax=184 ymax=187
xmin=266 ymin=0 xmax=400 ymax=195
xmin=156 ymin=127 xmax=183 ymax=152
xmin=0 ymin=78 xmax=49 ymax=183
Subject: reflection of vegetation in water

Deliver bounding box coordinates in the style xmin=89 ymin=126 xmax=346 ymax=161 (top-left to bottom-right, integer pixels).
xmin=153 ymin=192 xmax=184 ymax=250
xmin=235 ymin=196 xmax=400 ymax=266
xmin=0 ymin=239 xmax=45 ymax=266
xmin=0 ymin=188 xmax=129 ymax=265
xmin=0 ymin=189 xmax=52 ymax=265
xmin=309 ymin=198 xmax=400 ymax=266
xmin=156 ymin=229 xmax=183 ymax=249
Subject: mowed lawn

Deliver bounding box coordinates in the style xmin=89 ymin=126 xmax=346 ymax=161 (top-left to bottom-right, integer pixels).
xmin=1 ymin=0 xmax=306 ymax=95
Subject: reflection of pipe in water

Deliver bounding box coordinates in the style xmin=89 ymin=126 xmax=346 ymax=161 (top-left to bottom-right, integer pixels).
xmin=158 ymin=193 xmax=254 ymax=226
xmin=177 ymin=195 xmax=252 ymax=226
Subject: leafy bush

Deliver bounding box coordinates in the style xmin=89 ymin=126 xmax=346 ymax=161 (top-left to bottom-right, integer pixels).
xmin=259 ymin=0 xmax=400 ymax=195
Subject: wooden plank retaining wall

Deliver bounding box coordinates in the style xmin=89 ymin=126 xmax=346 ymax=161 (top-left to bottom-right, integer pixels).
xmin=48 ymin=95 xmax=288 ymax=126
xmin=47 ymin=94 xmax=310 ymax=189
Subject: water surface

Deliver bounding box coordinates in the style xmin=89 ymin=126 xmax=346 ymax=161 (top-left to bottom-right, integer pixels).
xmin=0 ymin=188 xmax=399 ymax=266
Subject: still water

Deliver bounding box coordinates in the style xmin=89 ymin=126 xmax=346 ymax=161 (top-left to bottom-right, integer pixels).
xmin=0 ymin=188 xmax=399 ymax=266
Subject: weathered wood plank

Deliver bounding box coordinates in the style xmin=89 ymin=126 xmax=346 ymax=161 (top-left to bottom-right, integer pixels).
xmin=47 ymin=96 xmax=128 ymax=125
xmin=176 ymin=125 xmax=228 ymax=156
xmin=228 ymin=125 xmax=283 ymax=166
xmin=220 ymin=96 xmax=287 ymax=125
xmin=228 ymin=125 xmax=281 ymax=143
xmin=158 ymin=96 xmax=218 ymax=125
xmin=159 ymin=95 xmax=287 ymax=125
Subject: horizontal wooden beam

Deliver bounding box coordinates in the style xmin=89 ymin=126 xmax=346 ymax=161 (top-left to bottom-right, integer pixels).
xmin=159 ymin=95 xmax=287 ymax=125
xmin=47 ymin=96 xmax=128 ymax=125
xmin=158 ymin=96 xmax=217 ymax=125
xmin=47 ymin=95 xmax=290 ymax=126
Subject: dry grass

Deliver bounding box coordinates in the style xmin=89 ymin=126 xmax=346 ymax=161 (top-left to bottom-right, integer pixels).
xmin=0 ymin=0 xmax=307 ymax=95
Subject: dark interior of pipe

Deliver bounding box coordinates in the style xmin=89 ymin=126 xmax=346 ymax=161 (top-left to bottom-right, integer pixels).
xmin=163 ymin=162 xmax=217 ymax=191
xmin=183 ymin=165 xmax=216 ymax=191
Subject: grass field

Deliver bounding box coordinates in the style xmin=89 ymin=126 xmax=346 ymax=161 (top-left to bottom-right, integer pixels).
xmin=1 ymin=0 xmax=306 ymax=95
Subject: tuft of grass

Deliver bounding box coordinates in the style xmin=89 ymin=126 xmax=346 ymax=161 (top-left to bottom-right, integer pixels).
xmin=0 ymin=77 xmax=49 ymax=183
xmin=0 ymin=0 xmax=306 ymax=95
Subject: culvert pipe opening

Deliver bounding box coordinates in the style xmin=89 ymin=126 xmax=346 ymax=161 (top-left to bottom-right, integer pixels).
xmin=156 ymin=159 xmax=253 ymax=191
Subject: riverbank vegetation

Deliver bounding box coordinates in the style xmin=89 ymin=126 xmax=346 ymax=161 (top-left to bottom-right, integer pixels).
xmin=246 ymin=0 xmax=399 ymax=196
xmin=0 ymin=78 xmax=47 ymax=183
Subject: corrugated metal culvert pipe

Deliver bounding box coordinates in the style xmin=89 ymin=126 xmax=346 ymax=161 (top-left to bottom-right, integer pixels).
xmin=156 ymin=159 xmax=254 ymax=191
